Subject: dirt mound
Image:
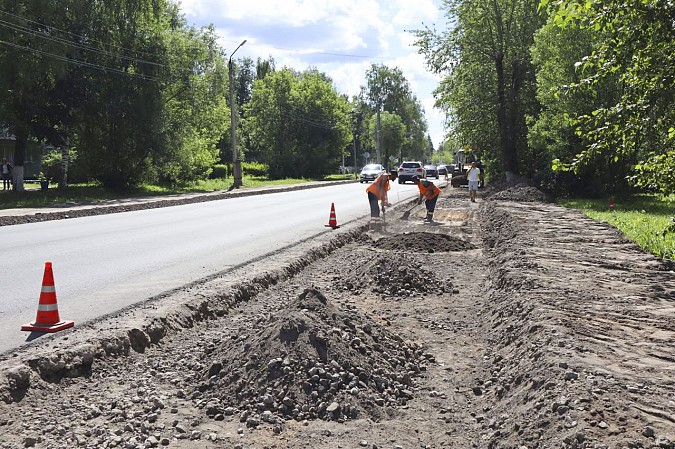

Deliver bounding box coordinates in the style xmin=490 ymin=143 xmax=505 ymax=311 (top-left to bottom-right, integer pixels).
xmin=340 ymin=252 xmax=452 ymax=297
xmin=193 ymin=288 xmax=427 ymax=428
xmin=373 ymin=232 xmax=475 ymax=252
xmin=489 ymin=185 xmax=548 ymax=202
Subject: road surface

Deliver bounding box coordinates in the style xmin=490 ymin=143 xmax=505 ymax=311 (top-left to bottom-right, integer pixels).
xmin=0 ymin=180 xmax=429 ymax=353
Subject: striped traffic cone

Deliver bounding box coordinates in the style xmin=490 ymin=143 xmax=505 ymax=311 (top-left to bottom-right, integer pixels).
xmin=325 ymin=203 xmax=340 ymax=229
xmin=21 ymin=262 xmax=75 ymax=333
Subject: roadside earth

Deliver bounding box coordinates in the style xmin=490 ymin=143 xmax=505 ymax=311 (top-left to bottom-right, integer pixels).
xmin=0 ymin=184 xmax=673 ymax=449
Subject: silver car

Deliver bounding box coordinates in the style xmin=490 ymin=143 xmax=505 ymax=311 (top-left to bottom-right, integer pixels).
xmin=359 ymin=164 xmax=386 ymax=183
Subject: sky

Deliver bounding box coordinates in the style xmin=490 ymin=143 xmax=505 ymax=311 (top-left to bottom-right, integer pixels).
xmin=175 ymin=0 xmax=448 ymax=149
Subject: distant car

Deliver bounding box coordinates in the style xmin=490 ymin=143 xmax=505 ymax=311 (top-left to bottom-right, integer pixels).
xmin=397 ymin=161 xmax=426 ymax=184
xmin=424 ymin=164 xmax=439 ymax=179
xmin=359 ymin=164 xmax=386 ymax=183
xmin=437 ymin=165 xmax=449 ymax=177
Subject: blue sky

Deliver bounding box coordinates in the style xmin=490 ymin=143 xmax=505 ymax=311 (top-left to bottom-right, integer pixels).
xmin=175 ymin=0 xmax=447 ymax=148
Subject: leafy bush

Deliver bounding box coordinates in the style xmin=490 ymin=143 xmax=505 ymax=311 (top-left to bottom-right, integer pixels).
xmin=242 ymin=161 xmax=268 ymax=178
xmin=210 ymin=164 xmax=228 ymax=179
xmin=40 ymin=148 xmax=88 ymax=183
xmin=41 ymin=149 xmax=63 ymax=181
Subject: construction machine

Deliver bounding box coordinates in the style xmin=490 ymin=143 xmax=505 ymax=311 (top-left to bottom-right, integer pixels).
xmin=449 ymin=150 xmax=483 ymax=187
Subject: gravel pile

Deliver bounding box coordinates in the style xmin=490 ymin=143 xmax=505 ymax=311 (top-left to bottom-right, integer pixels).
xmin=341 ymin=253 xmax=451 ymax=298
xmin=192 ymin=288 xmax=428 ymax=429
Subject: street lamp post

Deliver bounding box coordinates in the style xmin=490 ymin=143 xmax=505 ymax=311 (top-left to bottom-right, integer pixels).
xmin=229 ymin=39 xmax=246 ymax=188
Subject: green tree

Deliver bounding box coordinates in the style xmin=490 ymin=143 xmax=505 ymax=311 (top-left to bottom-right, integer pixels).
xmin=413 ymin=0 xmax=545 ymax=179
xmin=156 ymin=25 xmax=229 ymax=184
xmin=0 ymin=0 xmax=87 ymax=190
xmin=294 ymin=70 xmax=351 ymax=178
xmin=542 ymin=0 xmax=675 ymax=196
xmin=244 ymin=70 xmax=296 ymax=179
xmin=244 ymin=68 xmax=351 ymax=179
xmin=529 ymin=17 xmax=630 ymax=195
xmin=367 ymin=112 xmax=406 ymax=168
xmin=362 ymin=64 xmax=430 ymax=164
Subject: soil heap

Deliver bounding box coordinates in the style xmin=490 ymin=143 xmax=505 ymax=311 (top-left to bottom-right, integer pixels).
xmin=193 ymin=288 xmax=428 ymax=429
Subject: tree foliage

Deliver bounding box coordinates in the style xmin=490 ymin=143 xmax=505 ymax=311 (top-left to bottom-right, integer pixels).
xmin=529 ymin=16 xmax=633 ymax=195
xmin=413 ymin=0 xmax=546 ymax=178
xmin=541 ymin=0 xmax=675 ymax=196
xmin=243 ymin=68 xmax=351 ymax=180
xmin=367 ymin=111 xmax=406 ymax=167
xmin=361 ymin=64 xmax=430 ymax=163
xmin=0 ymin=0 xmax=230 ymax=190
xmin=0 ymin=2 xmax=440 ymax=190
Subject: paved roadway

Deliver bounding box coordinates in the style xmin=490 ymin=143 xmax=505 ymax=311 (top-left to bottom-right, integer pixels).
xmin=0 ymin=180 xmax=432 ymax=353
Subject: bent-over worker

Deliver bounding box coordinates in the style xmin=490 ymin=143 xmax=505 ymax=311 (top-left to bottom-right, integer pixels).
xmin=415 ymin=177 xmax=441 ymax=222
xmin=366 ymin=172 xmax=395 ymax=219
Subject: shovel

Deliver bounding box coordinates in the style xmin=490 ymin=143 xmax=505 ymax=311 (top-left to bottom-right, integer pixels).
xmin=401 ymin=198 xmax=423 ymax=220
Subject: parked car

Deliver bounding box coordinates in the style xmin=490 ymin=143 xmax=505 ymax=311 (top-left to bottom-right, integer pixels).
xmin=437 ymin=165 xmax=449 ymax=177
xmin=397 ymin=161 xmax=426 ymax=184
xmin=424 ymin=164 xmax=439 ymax=179
xmin=359 ymin=164 xmax=386 ymax=183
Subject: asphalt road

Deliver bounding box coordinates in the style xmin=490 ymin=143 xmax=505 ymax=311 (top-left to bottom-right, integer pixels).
xmin=0 ymin=180 xmax=428 ymax=354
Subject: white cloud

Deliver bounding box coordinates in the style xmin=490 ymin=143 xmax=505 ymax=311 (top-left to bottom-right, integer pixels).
xmin=177 ymin=0 xmax=447 ymax=147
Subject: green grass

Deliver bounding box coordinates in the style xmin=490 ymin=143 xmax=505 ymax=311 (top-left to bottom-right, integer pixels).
xmin=0 ymin=175 xmax=337 ymax=210
xmin=558 ymin=194 xmax=675 ymax=261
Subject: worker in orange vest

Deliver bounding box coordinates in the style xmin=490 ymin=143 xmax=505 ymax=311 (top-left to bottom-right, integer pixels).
xmin=366 ymin=171 xmax=396 ymax=219
xmin=415 ymin=177 xmax=441 ymax=222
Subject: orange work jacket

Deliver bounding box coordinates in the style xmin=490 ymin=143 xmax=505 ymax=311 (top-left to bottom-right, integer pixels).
xmin=418 ymin=180 xmax=441 ymax=200
xmin=366 ymin=174 xmax=390 ymax=202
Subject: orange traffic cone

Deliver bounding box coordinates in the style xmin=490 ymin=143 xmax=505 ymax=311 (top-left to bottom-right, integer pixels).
xmin=325 ymin=203 xmax=340 ymax=229
xmin=21 ymin=262 xmax=75 ymax=333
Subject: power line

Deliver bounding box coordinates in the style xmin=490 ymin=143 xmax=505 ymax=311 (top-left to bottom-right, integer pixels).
xmin=283 ymin=104 xmax=343 ymax=130
xmin=0 ymin=10 xmax=201 ymax=75
xmin=0 ymin=38 xmax=159 ymax=81
xmin=0 ymin=19 xmax=169 ymax=70
xmin=0 ymin=9 xmax=165 ymax=62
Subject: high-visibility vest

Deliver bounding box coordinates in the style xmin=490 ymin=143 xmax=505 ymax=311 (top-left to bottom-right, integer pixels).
xmin=366 ymin=174 xmax=390 ymax=200
xmin=418 ymin=180 xmax=440 ymax=200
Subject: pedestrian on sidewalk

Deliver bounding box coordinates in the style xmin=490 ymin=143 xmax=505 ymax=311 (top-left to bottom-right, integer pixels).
xmin=415 ymin=177 xmax=441 ymax=222
xmin=366 ymin=171 xmax=396 ymax=220
xmin=466 ymin=161 xmax=481 ymax=202
xmin=1 ymin=158 xmax=12 ymax=191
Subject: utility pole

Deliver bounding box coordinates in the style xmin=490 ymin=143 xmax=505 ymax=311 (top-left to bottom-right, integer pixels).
xmin=229 ymin=39 xmax=246 ymax=188
xmin=376 ymin=104 xmax=381 ymax=164
xmin=352 ymin=110 xmax=361 ymax=179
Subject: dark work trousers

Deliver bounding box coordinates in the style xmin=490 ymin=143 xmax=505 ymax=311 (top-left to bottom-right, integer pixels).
xmin=425 ymin=195 xmax=438 ymax=213
xmin=368 ymin=192 xmax=381 ymax=217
